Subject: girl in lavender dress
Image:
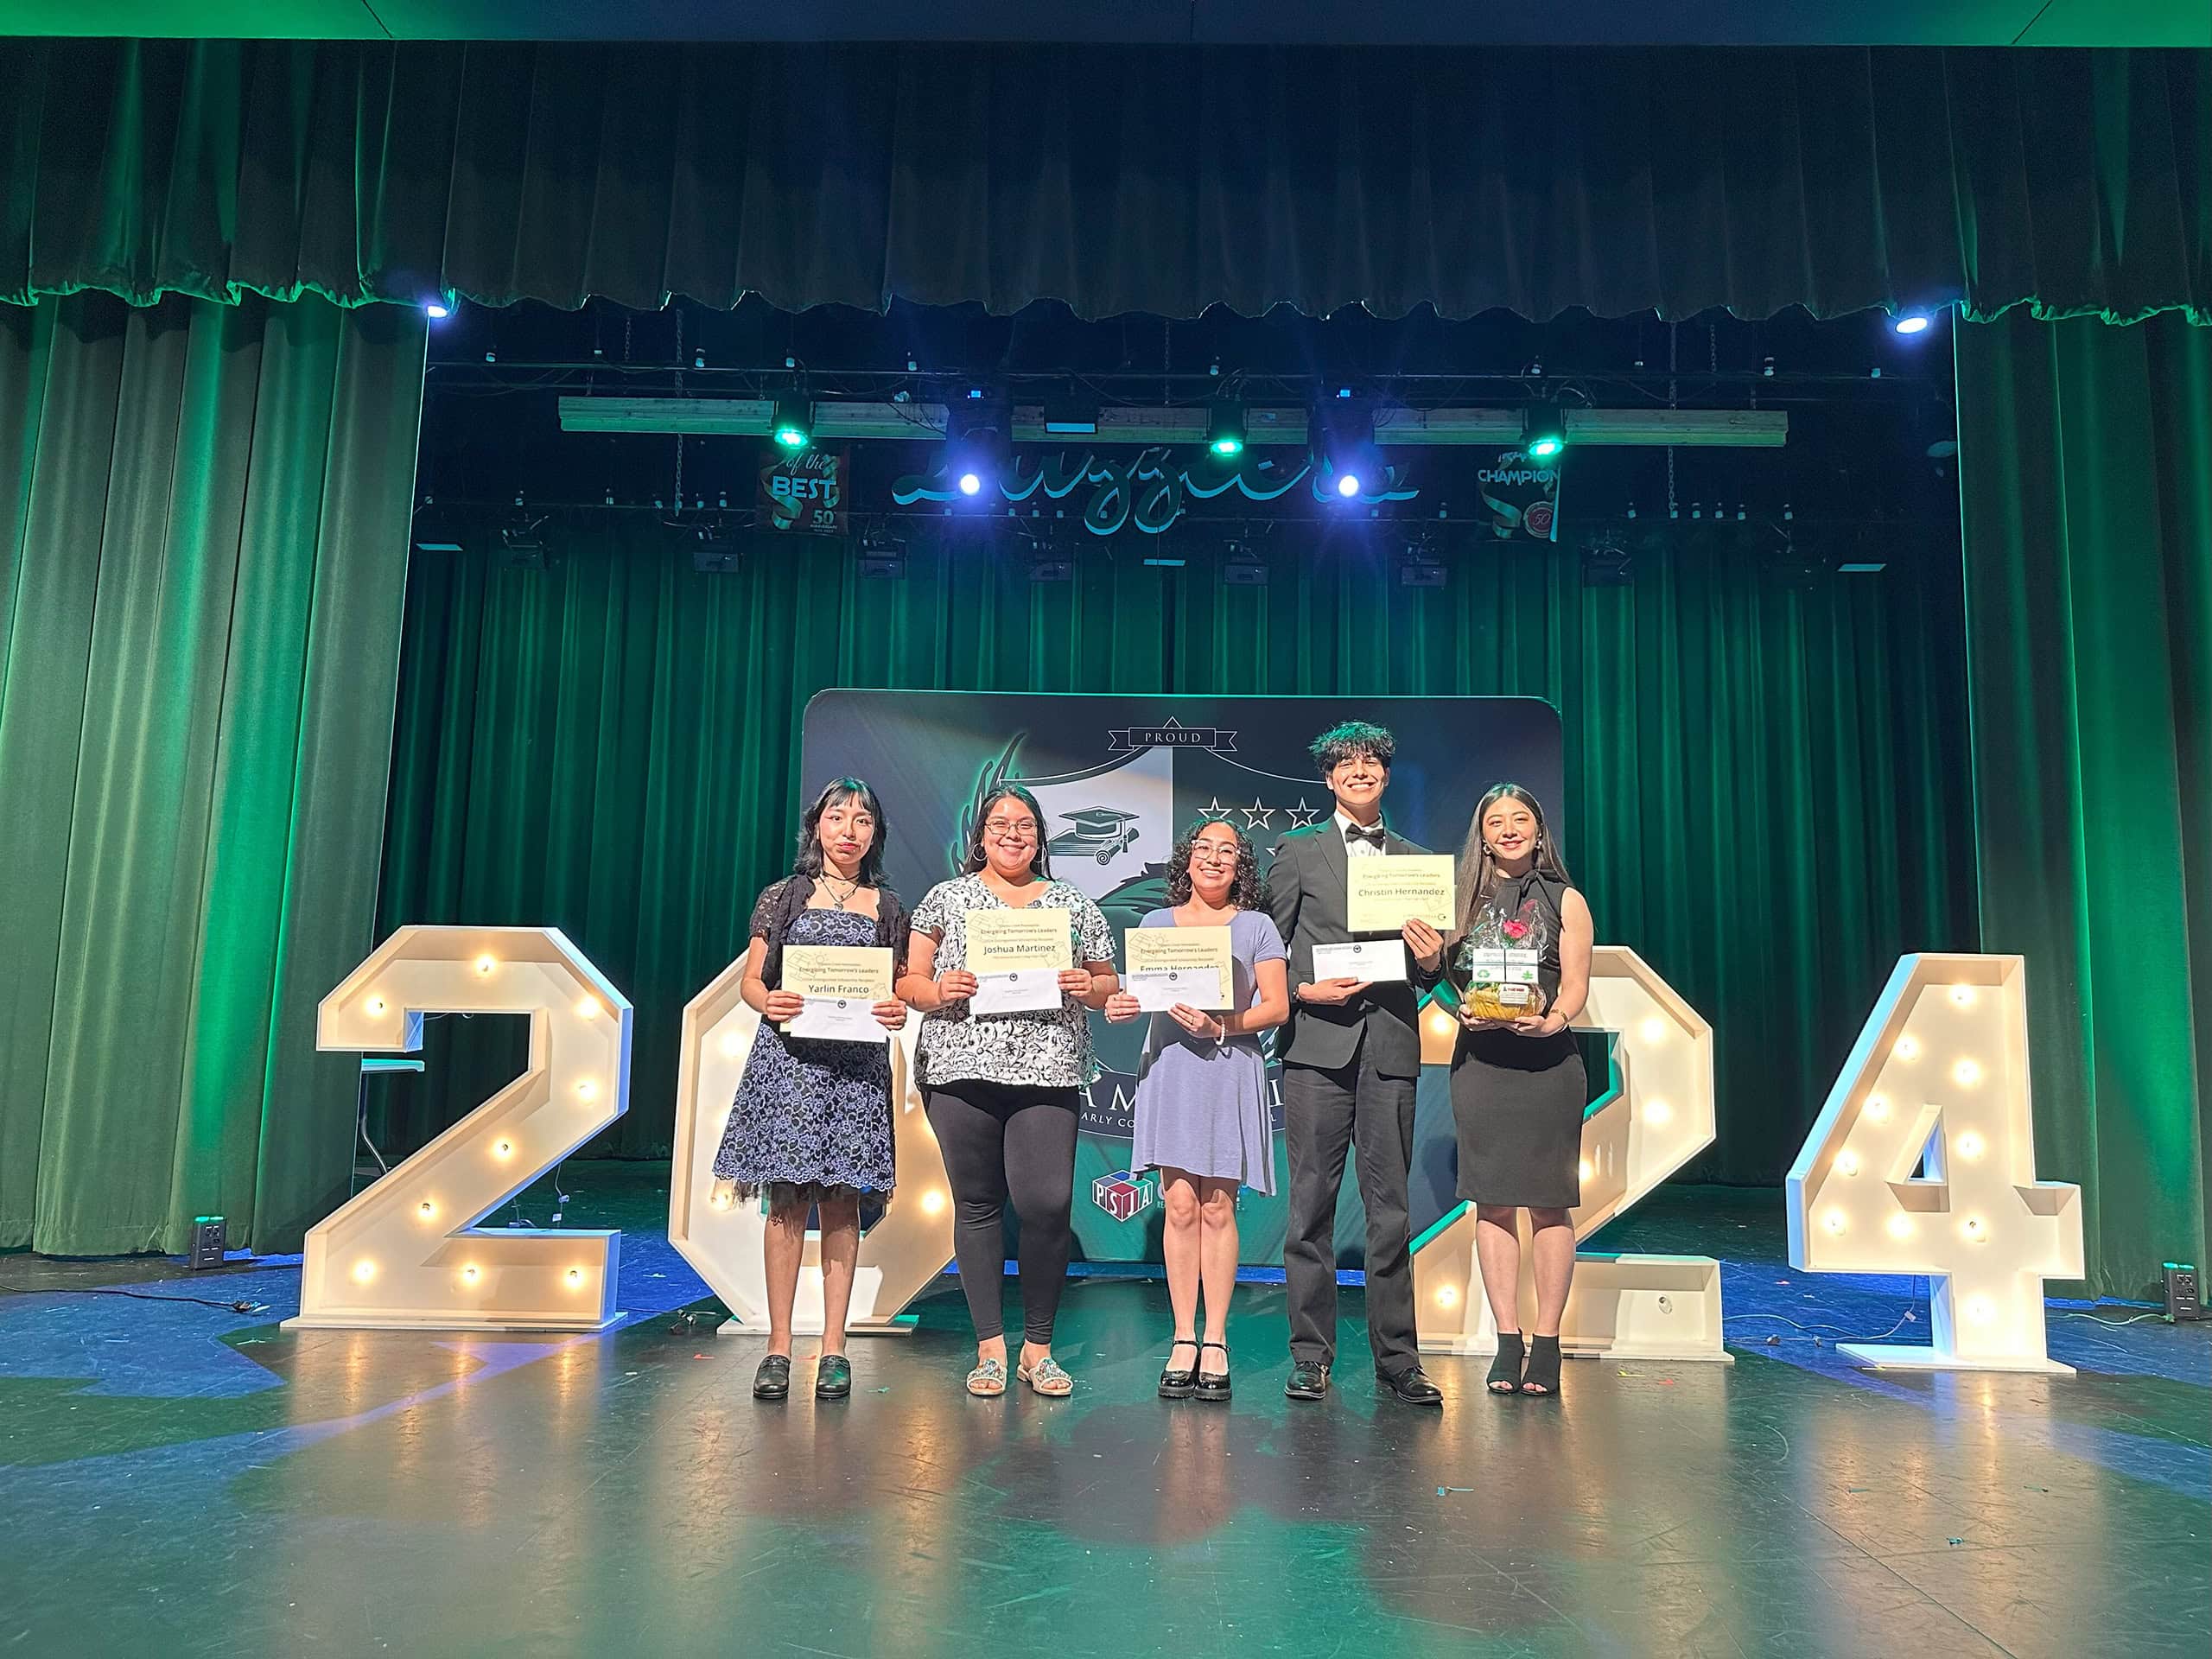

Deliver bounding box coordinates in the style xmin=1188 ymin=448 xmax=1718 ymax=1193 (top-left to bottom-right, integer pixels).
xmin=1106 ymin=818 xmax=1289 ymax=1402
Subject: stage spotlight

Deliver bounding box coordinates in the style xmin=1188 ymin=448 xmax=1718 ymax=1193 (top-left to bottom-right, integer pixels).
xmin=772 ymin=392 xmax=812 ymax=452
xmin=1043 ymin=385 xmax=1100 ymax=435
xmin=947 ymin=394 xmax=1009 ymax=501
xmin=1522 ymin=404 xmax=1567 ymax=460
xmin=1893 ymin=313 xmax=1933 ymax=335
xmin=499 ymin=512 xmax=548 ymax=570
xmin=692 ymin=516 xmax=744 ymax=575
xmin=1581 ymin=534 xmax=1633 ymax=587
xmin=1207 ymin=398 xmax=1248 ymax=458
xmin=1317 ymin=400 xmax=1376 ymax=500
xmin=424 ymin=298 xmax=452 ymax=320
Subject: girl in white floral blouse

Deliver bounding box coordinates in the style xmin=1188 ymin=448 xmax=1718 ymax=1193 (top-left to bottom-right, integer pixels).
xmin=898 ymin=785 xmax=1117 ymax=1399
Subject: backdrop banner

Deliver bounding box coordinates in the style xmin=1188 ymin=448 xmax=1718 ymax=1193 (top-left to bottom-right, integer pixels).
xmin=802 ymin=690 xmax=1563 ymax=1263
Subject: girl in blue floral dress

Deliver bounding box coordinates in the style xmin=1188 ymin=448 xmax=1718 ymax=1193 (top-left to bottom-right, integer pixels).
xmin=711 ymin=778 xmax=911 ymax=1402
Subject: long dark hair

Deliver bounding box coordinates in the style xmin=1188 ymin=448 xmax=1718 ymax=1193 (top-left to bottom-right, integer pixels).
xmin=1448 ymin=783 xmax=1573 ymax=943
xmin=960 ymin=785 xmax=1053 ymax=880
xmin=1164 ymin=817 xmax=1268 ymax=909
xmin=795 ymin=776 xmax=889 ymax=887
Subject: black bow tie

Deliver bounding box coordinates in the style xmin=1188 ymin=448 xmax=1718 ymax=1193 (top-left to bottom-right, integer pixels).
xmin=1343 ymin=823 xmax=1385 ymax=849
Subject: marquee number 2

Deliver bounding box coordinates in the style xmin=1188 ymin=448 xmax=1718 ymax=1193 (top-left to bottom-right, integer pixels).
xmin=288 ymin=925 xmax=632 ymax=1332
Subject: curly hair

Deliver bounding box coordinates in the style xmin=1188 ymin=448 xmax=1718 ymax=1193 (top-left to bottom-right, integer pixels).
xmin=959 ymin=785 xmax=1054 ymax=880
xmin=1308 ymin=720 xmax=1395 ymax=777
xmin=1165 ymin=817 xmax=1269 ymax=909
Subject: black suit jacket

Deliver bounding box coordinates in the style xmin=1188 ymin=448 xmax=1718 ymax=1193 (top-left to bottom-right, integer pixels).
xmin=1267 ymin=822 xmax=1430 ymax=1078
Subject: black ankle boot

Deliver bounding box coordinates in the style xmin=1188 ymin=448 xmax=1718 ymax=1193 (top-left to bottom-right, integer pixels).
xmin=1521 ymin=1334 xmax=1563 ymax=1397
xmin=1488 ymin=1332 xmax=1526 ymax=1395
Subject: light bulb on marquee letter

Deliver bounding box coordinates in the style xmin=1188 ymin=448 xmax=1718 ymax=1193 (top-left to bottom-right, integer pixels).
xmin=1412 ymin=946 xmax=1729 ymax=1364
xmin=1787 ymin=954 xmax=2082 ymax=1373
xmin=289 ymin=925 xmax=633 ymax=1333
xmin=669 ymin=950 xmax=956 ymax=1338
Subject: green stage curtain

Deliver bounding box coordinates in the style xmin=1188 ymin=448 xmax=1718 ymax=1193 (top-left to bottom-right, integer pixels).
xmin=0 ymin=291 xmax=427 ymax=1256
xmin=1957 ymin=312 xmax=2211 ymax=1300
xmin=377 ymin=521 xmax=1979 ymax=1183
xmin=1 ymin=38 xmax=2206 ymax=323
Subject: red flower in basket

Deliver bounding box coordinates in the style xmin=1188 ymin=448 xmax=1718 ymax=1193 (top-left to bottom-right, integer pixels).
xmin=1503 ymin=920 xmax=1529 ymax=939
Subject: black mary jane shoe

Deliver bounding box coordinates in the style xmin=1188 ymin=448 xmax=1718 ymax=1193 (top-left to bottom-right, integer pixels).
xmin=1284 ymin=1359 xmax=1331 ymax=1402
xmin=1195 ymin=1341 xmax=1232 ymax=1403
xmin=752 ymin=1353 xmax=793 ymax=1400
xmin=1488 ymin=1332 xmax=1527 ymax=1396
xmin=815 ymin=1353 xmax=853 ymax=1400
xmin=1159 ymin=1336 xmax=1199 ymax=1400
xmin=1520 ymin=1334 xmax=1563 ymax=1399
xmin=1376 ymin=1364 xmax=1445 ymax=1408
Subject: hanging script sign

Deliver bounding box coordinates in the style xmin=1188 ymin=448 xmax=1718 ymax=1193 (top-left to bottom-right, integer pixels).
xmin=891 ymin=450 xmax=1419 ymax=535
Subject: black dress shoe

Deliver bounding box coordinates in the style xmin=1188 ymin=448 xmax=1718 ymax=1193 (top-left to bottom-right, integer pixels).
xmin=1284 ymin=1359 xmax=1330 ymax=1401
xmin=1159 ymin=1336 xmax=1199 ymax=1400
xmin=752 ymin=1353 xmax=792 ymax=1400
xmin=816 ymin=1353 xmax=853 ymax=1399
xmin=1376 ymin=1365 xmax=1444 ymax=1407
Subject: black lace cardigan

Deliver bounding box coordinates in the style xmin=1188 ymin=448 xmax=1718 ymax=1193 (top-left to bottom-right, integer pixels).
xmin=751 ymin=874 xmax=912 ymax=988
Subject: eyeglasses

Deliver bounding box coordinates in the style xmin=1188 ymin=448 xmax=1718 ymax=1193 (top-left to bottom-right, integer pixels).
xmin=1190 ymin=849 xmax=1239 ymax=866
xmin=984 ymin=819 xmax=1039 ymax=837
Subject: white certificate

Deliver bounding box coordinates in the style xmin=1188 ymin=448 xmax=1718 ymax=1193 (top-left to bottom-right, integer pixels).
xmin=782 ymin=944 xmax=895 ymax=1045
xmin=1128 ymin=966 xmax=1225 ymax=1014
xmin=970 ymin=968 xmax=1066 ymax=1016
xmin=787 ymin=996 xmax=892 ymax=1044
xmin=964 ymin=907 xmax=1076 ymax=1018
xmin=1311 ymin=939 xmax=1408 ymax=983
xmin=1123 ymin=925 xmax=1234 ymax=1012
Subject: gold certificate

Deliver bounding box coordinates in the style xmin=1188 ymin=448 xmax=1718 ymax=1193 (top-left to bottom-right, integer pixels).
xmin=782 ymin=945 xmax=895 ymax=1043
xmin=964 ymin=907 xmax=1076 ymax=975
xmin=1345 ymin=854 xmax=1457 ymax=932
xmin=1124 ymin=925 xmax=1235 ymax=1011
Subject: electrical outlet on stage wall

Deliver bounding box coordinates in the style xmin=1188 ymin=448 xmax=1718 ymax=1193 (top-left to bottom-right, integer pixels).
xmin=1411 ymin=947 xmax=1728 ymax=1363
xmin=1787 ymin=954 xmax=2083 ymax=1373
xmin=289 ymin=926 xmax=632 ymax=1332
xmin=667 ymin=958 xmax=955 ymax=1338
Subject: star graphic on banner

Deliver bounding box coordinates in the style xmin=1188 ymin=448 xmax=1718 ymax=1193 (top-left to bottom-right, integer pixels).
xmin=1240 ymin=799 xmax=1276 ymax=831
xmin=1198 ymin=798 xmax=1235 ymax=822
xmin=1285 ymin=798 xmax=1324 ymax=829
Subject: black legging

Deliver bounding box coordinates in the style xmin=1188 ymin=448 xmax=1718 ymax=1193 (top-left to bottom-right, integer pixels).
xmin=924 ymin=1079 xmax=1080 ymax=1345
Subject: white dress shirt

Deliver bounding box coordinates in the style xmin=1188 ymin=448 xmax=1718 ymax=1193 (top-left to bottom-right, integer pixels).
xmin=1333 ymin=809 xmax=1387 ymax=857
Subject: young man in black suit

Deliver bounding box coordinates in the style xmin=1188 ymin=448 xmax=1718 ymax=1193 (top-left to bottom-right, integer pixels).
xmin=1268 ymin=721 xmax=1448 ymax=1406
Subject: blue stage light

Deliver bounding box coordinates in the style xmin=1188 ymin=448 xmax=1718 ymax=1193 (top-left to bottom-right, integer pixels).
xmin=1893 ymin=313 xmax=1932 ymax=335
xmin=424 ymin=300 xmax=451 ymax=320
xmin=1336 ymin=472 xmax=1361 ymax=499
xmin=959 ymin=472 xmax=983 ymax=496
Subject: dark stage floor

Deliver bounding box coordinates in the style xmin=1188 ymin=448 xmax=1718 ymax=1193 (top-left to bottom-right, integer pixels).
xmin=4 ymin=1168 xmax=2207 ymax=1659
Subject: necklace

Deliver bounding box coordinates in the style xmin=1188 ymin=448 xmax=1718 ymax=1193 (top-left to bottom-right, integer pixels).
xmin=818 ymin=874 xmax=862 ymax=911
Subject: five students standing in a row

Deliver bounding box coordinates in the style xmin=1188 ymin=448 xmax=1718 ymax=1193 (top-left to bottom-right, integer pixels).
xmin=710 ymin=720 xmax=1592 ymax=1407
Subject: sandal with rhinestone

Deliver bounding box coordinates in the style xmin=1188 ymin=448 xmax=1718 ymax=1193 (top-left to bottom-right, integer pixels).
xmin=965 ymin=1356 xmax=1007 ymax=1397
xmin=1016 ymin=1354 xmax=1074 ymax=1397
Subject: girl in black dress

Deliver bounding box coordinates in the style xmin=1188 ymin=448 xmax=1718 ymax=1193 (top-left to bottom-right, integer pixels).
xmin=1440 ymin=784 xmax=1592 ymax=1398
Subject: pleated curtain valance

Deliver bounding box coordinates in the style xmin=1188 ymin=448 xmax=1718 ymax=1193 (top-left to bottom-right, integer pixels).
xmin=1 ymin=37 xmax=2205 ymax=322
